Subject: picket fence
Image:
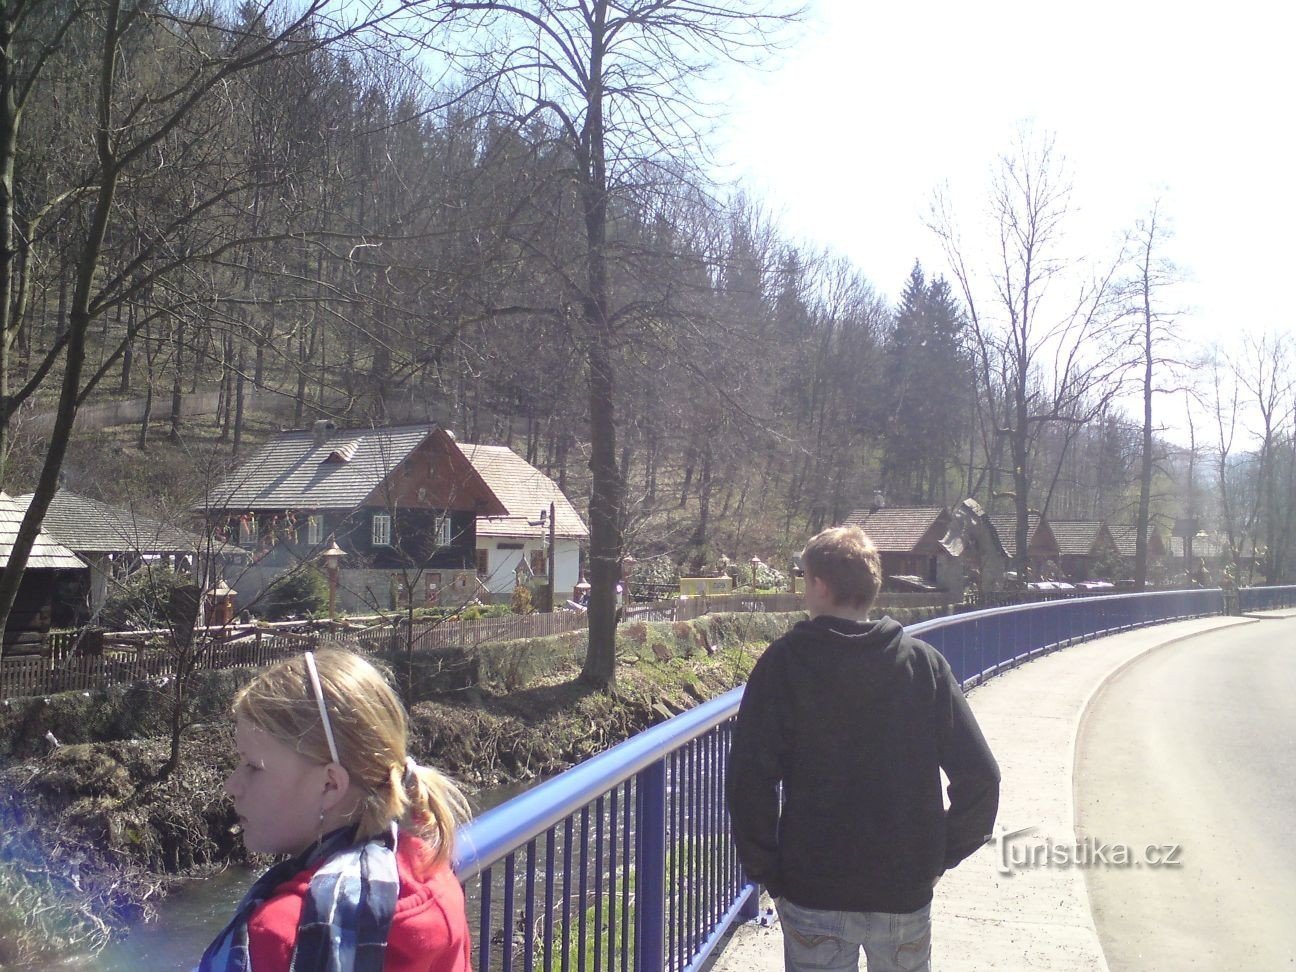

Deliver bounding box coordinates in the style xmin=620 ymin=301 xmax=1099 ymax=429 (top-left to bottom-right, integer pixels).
xmin=0 ymin=630 xmax=342 ymax=700
xmin=2 ymin=592 xmax=814 ymax=700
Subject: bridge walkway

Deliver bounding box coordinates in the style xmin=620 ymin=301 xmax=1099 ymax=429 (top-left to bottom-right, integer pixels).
xmin=704 ymin=612 xmax=1295 ymax=971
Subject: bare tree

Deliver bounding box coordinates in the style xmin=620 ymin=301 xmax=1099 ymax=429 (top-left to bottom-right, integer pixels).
xmin=931 ymin=129 xmax=1131 ymax=578
xmin=1127 ymin=201 xmax=1186 ymax=588
xmin=0 ymin=1 xmax=415 ymax=658
xmin=428 ymin=0 xmax=802 ymax=687
xmin=1234 ymin=331 xmax=1293 ymax=582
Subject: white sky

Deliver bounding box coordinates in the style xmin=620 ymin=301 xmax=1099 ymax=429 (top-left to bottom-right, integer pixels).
xmin=711 ymin=0 xmax=1296 ymax=444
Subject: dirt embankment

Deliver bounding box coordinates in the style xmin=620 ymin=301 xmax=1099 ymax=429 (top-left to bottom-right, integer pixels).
xmin=0 ymin=610 xmax=822 ymax=968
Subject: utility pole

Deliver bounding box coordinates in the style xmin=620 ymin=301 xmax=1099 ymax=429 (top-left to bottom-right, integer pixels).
xmin=547 ymin=500 xmax=557 ymax=611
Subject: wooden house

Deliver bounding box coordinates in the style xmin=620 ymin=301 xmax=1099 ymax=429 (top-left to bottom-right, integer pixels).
xmin=1049 ymin=520 xmax=1120 ymax=582
xmin=0 ymin=491 xmax=88 ymax=653
xmin=201 ymin=423 xmax=508 ymax=614
xmin=14 ymin=490 xmax=202 ymax=618
xmin=988 ymin=513 xmax=1061 ymax=580
xmin=842 ymin=505 xmax=963 ymax=593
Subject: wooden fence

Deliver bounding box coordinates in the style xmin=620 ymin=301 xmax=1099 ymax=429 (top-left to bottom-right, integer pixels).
xmin=3 ymin=591 xmax=817 ymax=700
xmin=0 ymin=630 xmax=346 ymax=700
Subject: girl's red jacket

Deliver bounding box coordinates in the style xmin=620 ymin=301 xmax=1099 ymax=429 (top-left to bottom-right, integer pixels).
xmin=246 ymin=832 xmax=471 ymax=972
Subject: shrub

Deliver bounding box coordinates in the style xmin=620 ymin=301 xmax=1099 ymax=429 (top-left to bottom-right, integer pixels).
xmin=99 ymin=566 xmax=198 ymax=631
xmin=256 ymin=567 xmax=329 ymax=620
xmin=510 ymin=584 xmax=534 ymax=615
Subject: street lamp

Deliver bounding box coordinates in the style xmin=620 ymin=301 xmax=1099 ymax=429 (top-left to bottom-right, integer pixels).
xmin=318 ymin=539 xmax=346 ymax=618
xmin=750 ymin=556 xmax=762 ymax=591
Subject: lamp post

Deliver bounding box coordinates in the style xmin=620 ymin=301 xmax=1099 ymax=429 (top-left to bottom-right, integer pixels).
xmin=750 ymin=556 xmax=762 ymax=592
xmin=318 ymin=540 xmax=346 ymax=619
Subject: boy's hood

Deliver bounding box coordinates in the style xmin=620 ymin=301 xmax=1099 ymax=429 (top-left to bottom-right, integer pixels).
xmin=783 ymin=614 xmax=906 ymax=652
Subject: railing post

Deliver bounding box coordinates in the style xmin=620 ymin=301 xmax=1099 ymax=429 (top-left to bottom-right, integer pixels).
xmin=635 ymin=759 xmax=668 ymax=971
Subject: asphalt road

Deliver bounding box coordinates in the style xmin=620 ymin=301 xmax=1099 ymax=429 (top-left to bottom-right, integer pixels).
xmin=1075 ymin=615 xmax=1296 ymax=969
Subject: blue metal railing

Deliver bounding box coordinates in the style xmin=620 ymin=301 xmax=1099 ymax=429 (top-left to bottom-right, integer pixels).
xmin=452 ymin=588 xmax=1223 ymax=971
xmin=1237 ymin=584 xmax=1296 ymax=612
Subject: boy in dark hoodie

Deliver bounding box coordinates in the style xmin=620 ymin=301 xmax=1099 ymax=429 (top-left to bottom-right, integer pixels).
xmin=728 ymin=525 xmax=1000 ymax=972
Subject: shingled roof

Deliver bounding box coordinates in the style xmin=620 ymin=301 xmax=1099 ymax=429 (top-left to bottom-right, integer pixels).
xmin=1050 ymin=520 xmax=1106 ymax=557
xmin=14 ymin=490 xmax=200 ymax=555
xmin=203 ymin=424 xmax=505 ymax=516
xmin=460 ymin=444 xmax=588 ymax=540
xmin=0 ymin=492 xmax=85 ymax=569
xmin=842 ymin=506 xmax=948 ymax=553
xmin=988 ymin=513 xmax=1057 ymax=559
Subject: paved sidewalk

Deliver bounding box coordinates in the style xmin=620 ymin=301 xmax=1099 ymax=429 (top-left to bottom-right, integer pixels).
xmin=705 ymin=614 xmax=1259 ymax=972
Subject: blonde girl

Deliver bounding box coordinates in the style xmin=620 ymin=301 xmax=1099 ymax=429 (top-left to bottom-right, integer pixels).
xmin=199 ymin=649 xmax=471 ymax=972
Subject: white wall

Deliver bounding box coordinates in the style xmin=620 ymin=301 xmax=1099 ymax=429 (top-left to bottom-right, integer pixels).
xmin=479 ymin=537 xmax=582 ymax=599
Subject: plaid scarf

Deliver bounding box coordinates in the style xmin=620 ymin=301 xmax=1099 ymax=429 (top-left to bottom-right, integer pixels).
xmin=198 ymin=824 xmax=400 ymax=972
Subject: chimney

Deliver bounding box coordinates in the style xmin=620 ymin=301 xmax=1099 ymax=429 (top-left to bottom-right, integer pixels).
xmin=312 ymin=419 xmax=337 ymax=447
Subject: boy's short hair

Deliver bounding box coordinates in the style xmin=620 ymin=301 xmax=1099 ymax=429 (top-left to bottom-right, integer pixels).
xmin=800 ymin=525 xmax=883 ymax=611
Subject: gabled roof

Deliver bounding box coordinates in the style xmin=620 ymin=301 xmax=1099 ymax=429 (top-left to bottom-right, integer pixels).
xmin=460 ymin=444 xmax=589 ymax=540
xmin=1050 ymin=520 xmax=1107 ymax=557
xmin=0 ymin=491 xmax=85 ymax=569
xmin=842 ymin=506 xmax=949 ymax=554
xmin=1104 ymin=525 xmax=1170 ymax=558
xmin=14 ymin=490 xmax=200 ymax=555
xmin=202 ymin=424 xmax=506 ymax=516
xmin=988 ymin=513 xmax=1058 ymax=559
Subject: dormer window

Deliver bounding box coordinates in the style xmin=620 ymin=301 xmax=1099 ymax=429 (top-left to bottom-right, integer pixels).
xmin=322 ymin=439 xmax=360 ymax=464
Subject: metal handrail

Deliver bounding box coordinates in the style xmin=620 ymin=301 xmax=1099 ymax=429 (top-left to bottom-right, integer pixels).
xmin=454 ymin=686 xmax=743 ymax=883
xmin=451 ymin=588 xmax=1225 ymax=972
xmin=1237 ymin=584 xmax=1296 ymax=611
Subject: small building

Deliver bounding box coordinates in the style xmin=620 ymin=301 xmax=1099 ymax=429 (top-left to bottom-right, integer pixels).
xmin=201 ymin=422 xmax=508 ymax=614
xmin=1106 ymin=524 xmax=1168 ymax=581
xmin=842 ymin=505 xmax=963 ymax=593
xmin=0 ymin=491 xmax=88 ymax=653
xmin=459 ymin=444 xmax=589 ymax=601
xmin=1049 ymin=520 xmax=1120 ymax=582
xmin=988 ymin=513 xmax=1061 ymax=580
xmin=14 ymin=490 xmax=202 ymax=619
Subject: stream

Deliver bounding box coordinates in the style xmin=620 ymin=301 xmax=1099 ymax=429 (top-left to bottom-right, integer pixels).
xmin=62 ymin=780 xmax=535 ymax=971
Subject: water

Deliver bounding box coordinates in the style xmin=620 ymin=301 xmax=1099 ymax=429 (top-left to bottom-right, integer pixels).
xmin=64 ymin=780 xmax=536 ymax=971
xmin=61 ymin=868 xmax=252 ymax=972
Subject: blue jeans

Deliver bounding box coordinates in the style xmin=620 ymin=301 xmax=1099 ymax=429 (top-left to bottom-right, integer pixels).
xmin=777 ymin=898 xmax=932 ymax=972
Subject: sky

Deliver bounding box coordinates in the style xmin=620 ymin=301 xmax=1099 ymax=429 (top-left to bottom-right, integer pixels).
xmin=710 ymin=0 xmax=1296 ymax=442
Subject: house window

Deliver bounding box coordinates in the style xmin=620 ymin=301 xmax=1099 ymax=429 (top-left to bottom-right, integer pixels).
xmin=372 ymin=513 xmax=392 ymax=547
xmin=475 ymin=549 xmax=489 ymax=577
xmin=435 ymin=515 xmax=452 ymax=549
xmin=530 ymin=549 xmax=547 ymax=576
xmin=238 ymin=515 xmax=257 ymax=548
xmin=306 ymin=515 xmax=323 ymax=546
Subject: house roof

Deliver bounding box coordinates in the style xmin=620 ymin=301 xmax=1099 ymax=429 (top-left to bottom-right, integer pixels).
xmin=988 ymin=513 xmax=1057 ymax=559
xmin=1050 ymin=520 xmax=1106 ymax=557
xmin=1104 ymin=525 xmax=1170 ymax=559
xmin=202 ymin=424 xmax=506 ymax=516
xmin=461 ymin=444 xmax=589 ymax=540
xmin=14 ymin=490 xmax=200 ymax=555
xmin=842 ymin=506 xmax=948 ymax=554
xmin=0 ymin=491 xmax=86 ymax=569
